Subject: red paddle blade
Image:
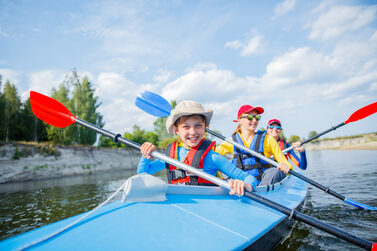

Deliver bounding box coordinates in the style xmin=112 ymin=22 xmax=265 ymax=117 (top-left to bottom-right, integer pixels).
xmin=345 ymin=101 xmax=377 ymax=124
xmin=30 ymin=91 xmax=77 ymax=128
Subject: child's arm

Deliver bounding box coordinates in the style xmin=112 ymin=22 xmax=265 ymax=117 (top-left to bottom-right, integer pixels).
xmin=205 ymin=151 xmax=257 ymax=191
xmin=137 ymin=142 xmax=165 ymax=174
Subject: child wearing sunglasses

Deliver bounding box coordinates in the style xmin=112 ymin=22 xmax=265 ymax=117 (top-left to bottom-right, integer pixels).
xmin=216 ymin=105 xmax=291 ymax=186
xmin=267 ymin=119 xmax=307 ymax=170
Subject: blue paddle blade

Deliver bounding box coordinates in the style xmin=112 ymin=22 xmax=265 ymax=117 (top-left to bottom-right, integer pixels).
xmin=135 ymin=90 xmax=172 ymax=117
xmin=344 ymin=198 xmax=377 ymax=210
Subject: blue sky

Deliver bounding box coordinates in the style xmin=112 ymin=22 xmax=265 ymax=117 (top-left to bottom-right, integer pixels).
xmin=1 ymin=0 xmax=377 ymax=140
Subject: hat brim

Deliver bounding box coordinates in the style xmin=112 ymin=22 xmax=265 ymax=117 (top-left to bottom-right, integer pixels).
xmin=166 ymin=111 xmax=213 ymax=136
xmin=245 ymin=107 xmax=264 ymax=115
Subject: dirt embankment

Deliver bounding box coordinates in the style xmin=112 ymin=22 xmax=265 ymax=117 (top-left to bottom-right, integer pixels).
xmin=304 ymin=133 xmax=377 ymax=151
xmin=0 ymin=143 xmax=141 ymax=184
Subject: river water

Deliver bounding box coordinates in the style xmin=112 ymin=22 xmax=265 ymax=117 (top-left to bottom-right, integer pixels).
xmin=0 ymin=150 xmax=376 ymax=250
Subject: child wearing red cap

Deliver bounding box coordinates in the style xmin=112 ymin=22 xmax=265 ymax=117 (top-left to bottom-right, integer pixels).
xmin=216 ymin=105 xmax=291 ymax=186
xmin=266 ymin=119 xmax=307 ymax=170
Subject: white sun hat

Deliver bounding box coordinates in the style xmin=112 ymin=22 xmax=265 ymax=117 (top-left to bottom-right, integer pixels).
xmin=165 ymin=100 xmax=213 ymax=136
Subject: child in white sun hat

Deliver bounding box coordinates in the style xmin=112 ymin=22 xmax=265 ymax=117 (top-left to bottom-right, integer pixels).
xmin=137 ymin=100 xmax=257 ymax=196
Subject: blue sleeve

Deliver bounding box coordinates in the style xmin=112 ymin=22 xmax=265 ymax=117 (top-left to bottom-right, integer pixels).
xmin=288 ymin=148 xmax=300 ymax=163
xmin=137 ymin=157 xmax=166 ymax=174
xmin=298 ymin=151 xmax=307 ymax=170
xmin=286 ymin=142 xmax=307 ymax=170
xmin=203 ymin=151 xmax=257 ymax=190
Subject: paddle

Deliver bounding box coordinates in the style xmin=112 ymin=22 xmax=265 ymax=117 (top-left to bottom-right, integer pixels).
xmin=135 ymin=90 xmax=377 ymax=211
xmin=282 ymin=101 xmax=377 ymax=154
xmin=30 ymin=91 xmax=376 ymax=251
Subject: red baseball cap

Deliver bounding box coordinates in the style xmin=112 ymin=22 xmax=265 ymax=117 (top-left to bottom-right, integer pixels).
xmin=233 ymin=105 xmax=264 ymax=122
xmin=267 ymin=119 xmax=282 ymax=126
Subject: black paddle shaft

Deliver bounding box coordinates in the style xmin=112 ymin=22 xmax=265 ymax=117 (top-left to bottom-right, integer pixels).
xmin=208 ymin=128 xmax=346 ymax=200
xmin=75 ymin=119 xmax=142 ymax=150
xmin=75 ymin=119 xmax=373 ymax=250
xmin=290 ymin=170 xmax=345 ymax=200
xmin=301 ymin=122 xmax=346 ymax=145
xmin=244 ymin=191 xmax=373 ymax=250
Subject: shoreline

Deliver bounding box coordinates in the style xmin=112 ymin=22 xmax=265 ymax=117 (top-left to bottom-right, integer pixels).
xmin=0 ymin=143 xmax=141 ymax=184
xmin=304 ymin=133 xmax=377 ymax=151
xmin=1 ymin=134 xmax=376 ymax=184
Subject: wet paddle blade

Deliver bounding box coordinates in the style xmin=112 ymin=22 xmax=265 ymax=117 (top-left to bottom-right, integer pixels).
xmin=30 ymin=91 xmax=76 ymax=128
xmin=345 ymin=101 xmax=377 ymax=124
xmin=135 ymin=90 xmax=172 ymax=117
xmin=344 ymin=198 xmax=377 ymax=211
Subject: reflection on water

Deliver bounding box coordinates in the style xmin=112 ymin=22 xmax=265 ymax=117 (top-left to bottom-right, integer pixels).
xmin=0 ymin=151 xmax=376 ymax=250
xmin=0 ymin=169 xmax=136 ymax=240
xmin=277 ymin=150 xmax=377 ymax=251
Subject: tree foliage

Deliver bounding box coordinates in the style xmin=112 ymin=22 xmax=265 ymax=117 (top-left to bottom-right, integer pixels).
xmin=0 ymin=71 xmax=103 ymax=145
xmin=308 ymin=130 xmax=319 ymax=142
xmin=153 ymin=100 xmax=176 ymax=148
xmin=288 ymin=135 xmax=300 ymax=144
xmin=45 ymin=71 xmax=103 ymax=145
xmin=1 ymin=81 xmax=22 ymax=141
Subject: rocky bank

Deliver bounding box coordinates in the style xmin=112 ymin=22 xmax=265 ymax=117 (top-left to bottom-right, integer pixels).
xmin=304 ymin=133 xmax=377 ymax=150
xmin=0 ymin=143 xmax=141 ymax=184
xmin=1 ymin=133 xmax=376 ymax=184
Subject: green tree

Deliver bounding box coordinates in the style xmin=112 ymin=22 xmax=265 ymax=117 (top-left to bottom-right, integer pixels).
xmin=72 ymin=77 xmax=103 ymax=145
xmin=123 ymin=125 xmax=160 ymax=147
xmin=2 ymin=81 xmax=22 ymax=141
xmin=20 ymin=98 xmax=48 ymax=142
xmin=46 ymin=71 xmax=104 ymax=145
xmin=288 ymin=135 xmax=300 ymax=144
xmin=0 ymin=76 xmax=4 ymax=140
xmin=98 ymin=135 xmax=122 ymax=148
xmin=153 ymin=100 xmax=176 ymax=148
xmin=308 ymin=130 xmax=319 ymax=142
xmin=46 ymin=84 xmax=75 ymax=144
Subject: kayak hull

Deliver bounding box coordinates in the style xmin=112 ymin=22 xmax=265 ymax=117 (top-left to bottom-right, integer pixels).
xmin=0 ymin=175 xmax=307 ymax=250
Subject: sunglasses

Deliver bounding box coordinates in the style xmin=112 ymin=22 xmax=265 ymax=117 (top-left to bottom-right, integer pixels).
xmin=268 ymin=125 xmax=282 ymax=130
xmin=240 ymin=114 xmax=261 ymax=121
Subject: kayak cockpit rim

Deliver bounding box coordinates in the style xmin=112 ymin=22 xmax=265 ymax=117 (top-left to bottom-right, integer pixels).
xmin=166 ymin=175 xmax=290 ymax=195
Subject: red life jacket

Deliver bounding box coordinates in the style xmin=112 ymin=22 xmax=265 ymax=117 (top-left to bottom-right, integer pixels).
xmin=278 ymin=138 xmax=288 ymax=153
xmin=165 ymin=139 xmax=216 ymax=186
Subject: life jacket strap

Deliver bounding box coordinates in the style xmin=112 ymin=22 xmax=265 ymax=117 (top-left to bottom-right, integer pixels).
xmin=167 ymin=169 xmax=217 ymax=186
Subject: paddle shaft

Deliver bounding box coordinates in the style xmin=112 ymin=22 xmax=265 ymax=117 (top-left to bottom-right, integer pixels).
xmin=76 ymin=119 xmax=373 ymax=250
xmin=77 ymin=119 xmax=372 ymax=250
xmin=282 ymin=122 xmax=345 ymax=154
xmin=206 ymin=129 xmax=349 ymax=202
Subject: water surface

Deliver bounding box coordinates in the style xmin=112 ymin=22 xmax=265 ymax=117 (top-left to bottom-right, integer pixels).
xmin=0 ymin=150 xmax=376 ymax=250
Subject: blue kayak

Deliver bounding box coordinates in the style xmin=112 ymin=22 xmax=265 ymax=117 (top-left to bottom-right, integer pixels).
xmin=0 ymin=175 xmax=307 ymax=250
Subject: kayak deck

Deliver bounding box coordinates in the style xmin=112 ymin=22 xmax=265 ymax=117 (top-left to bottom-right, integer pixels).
xmin=1 ymin=175 xmax=307 ymax=251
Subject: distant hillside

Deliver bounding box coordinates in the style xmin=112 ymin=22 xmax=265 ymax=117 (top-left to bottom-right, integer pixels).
xmin=305 ymin=132 xmax=377 ymax=150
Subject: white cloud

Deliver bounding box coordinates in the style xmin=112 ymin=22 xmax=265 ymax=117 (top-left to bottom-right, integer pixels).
xmin=0 ymin=25 xmax=9 ymax=37
xmin=310 ymin=5 xmax=377 ymax=40
xmin=94 ymin=72 xmax=158 ymax=134
xmin=261 ymin=47 xmax=336 ymax=88
xmin=0 ymin=69 xmax=21 ymax=86
xmin=153 ymin=69 xmax=172 ymax=83
xmin=27 ymin=70 xmax=66 ymax=96
xmin=322 ymin=72 xmax=377 ymax=99
xmin=369 ymin=82 xmax=377 ymax=91
xmin=240 ymin=35 xmax=263 ymax=57
xmin=225 ymin=34 xmax=263 ymax=57
xmin=274 ymin=0 xmax=296 ymax=17
xmin=225 ymin=40 xmax=242 ymax=49
xmin=161 ymin=66 xmax=249 ymax=103
xmin=96 ymin=72 xmax=139 ymax=99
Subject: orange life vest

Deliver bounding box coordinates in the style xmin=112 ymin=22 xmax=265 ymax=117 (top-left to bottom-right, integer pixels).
xmin=278 ymin=138 xmax=287 ymax=152
xmin=165 ymin=139 xmax=216 ymax=185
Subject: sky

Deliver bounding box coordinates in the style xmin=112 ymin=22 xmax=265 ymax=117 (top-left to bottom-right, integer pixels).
xmin=1 ymin=0 xmax=377 ymax=141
